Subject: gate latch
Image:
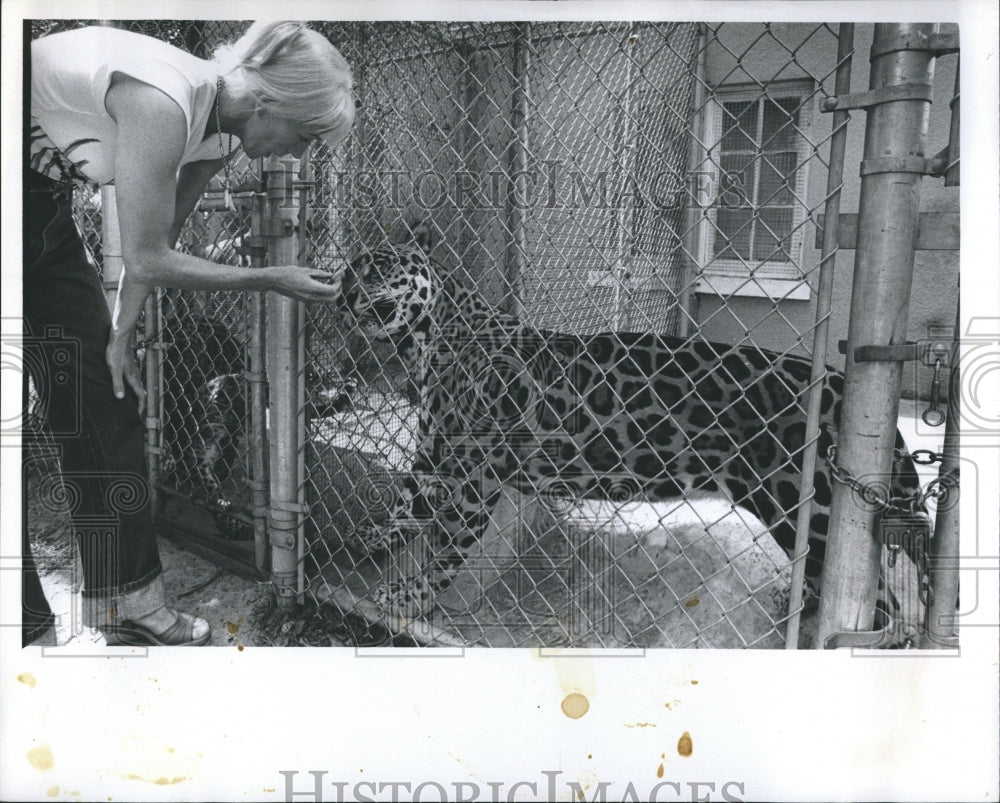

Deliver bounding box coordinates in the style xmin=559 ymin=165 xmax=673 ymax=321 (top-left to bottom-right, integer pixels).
xmin=836 ymin=340 xmax=950 ymax=366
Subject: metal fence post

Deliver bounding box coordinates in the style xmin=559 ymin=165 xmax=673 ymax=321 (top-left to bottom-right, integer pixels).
xmin=817 ymin=24 xmax=938 ymax=647
xmin=143 ymin=292 xmax=163 ymax=516
xmin=678 ymin=22 xmax=708 ymax=339
xmin=507 ymin=22 xmax=531 ymax=318
xmin=265 ymin=156 xmax=305 ymax=611
xmin=612 ymin=23 xmax=636 ymax=331
xmin=926 ymin=325 xmax=960 ymax=647
xmin=786 ymin=23 xmax=855 ymax=649
xmin=247 ymin=182 xmax=271 ymax=576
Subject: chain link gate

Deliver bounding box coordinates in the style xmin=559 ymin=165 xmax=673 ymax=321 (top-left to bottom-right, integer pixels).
xmin=124 ymin=22 xmax=274 ymax=575
xmin=293 ymin=21 xmax=871 ymax=648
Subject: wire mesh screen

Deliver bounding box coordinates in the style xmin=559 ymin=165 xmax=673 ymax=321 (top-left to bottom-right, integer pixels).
xmin=293 ymin=22 xmax=873 ymax=649
xmin=523 ymin=23 xmax=698 ymax=334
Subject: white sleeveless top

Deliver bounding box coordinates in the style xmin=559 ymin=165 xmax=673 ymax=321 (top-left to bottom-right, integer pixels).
xmin=30 ymin=26 xmax=241 ymax=186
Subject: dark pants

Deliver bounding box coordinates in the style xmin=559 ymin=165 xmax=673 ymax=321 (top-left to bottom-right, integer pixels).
xmin=22 ymin=170 xmax=164 ymax=645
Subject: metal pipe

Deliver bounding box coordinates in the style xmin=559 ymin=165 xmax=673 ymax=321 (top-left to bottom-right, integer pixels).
xmin=507 ymin=22 xmax=531 ymax=318
xmin=785 ymin=23 xmax=855 ymax=650
xmin=295 ymin=153 xmax=311 ymax=604
xmin=945 ymin=56 xmax=960 ymax=187
xmin=679 ymin=23 xmax=708 ymax=339
xmin=612 ymin=24 xmax=637 ymax=331
xmin=817 ymin=24 xmax=938 ymax=647
xmin=926 ymin=316 xmax=960 ymax=647
xmin=314 ymin=583 xmax=469 ymax=648
xmin=247 ymin=170 xmax=270 ymax=576
xmin=143 ymin=292 xmax=162 ymax=515
xmin=265 ymin=155 xmax=305 ymax=612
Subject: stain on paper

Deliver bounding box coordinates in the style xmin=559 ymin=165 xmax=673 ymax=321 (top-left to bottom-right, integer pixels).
xmin=125 ymin=773 xmax=188 ymax=785
xmin=549 ymin=650 xmax=595 ymax=720
xmin=561 ymin=693 xmax=590 ymax=719
xmin=677 ymin=731 xmax=693 ymax=757
xmin=18 ymin=672 xmax=37 ymax=688
xmin=27 ymin=745 xmax=55 ymax=771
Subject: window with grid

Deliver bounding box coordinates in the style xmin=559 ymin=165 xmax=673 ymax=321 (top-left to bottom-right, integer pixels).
xmin=697 ymin=80 xmax=815 ymax=298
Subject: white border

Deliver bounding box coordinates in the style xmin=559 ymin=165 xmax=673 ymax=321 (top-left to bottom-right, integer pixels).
xmin=3 ymin=3 xmax=998 ymax=803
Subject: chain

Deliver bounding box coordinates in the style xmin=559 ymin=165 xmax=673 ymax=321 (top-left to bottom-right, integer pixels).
xmin=826 ymin=445 xmax=957 ymax=516
xmin=903 ymin=448 xmax=945 ymax=466
xmin=826 ymin=445 xmax=958 ymax=613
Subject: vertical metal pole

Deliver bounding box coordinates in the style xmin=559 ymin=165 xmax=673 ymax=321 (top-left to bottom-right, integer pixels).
xmin=679 ymin=23 xmax=708 ymax=339
xmin=785 ymin=23 xmax=855 ymax=649
xmin=143 ymin=292 xmax=162 ymax=515
xmin=817 ymin=24 xmax=937 ymax=647
xmin=265 ymin=156 xmax=304 ymax=611
xmin=926 ymin=320 xmax=960 ymax=646
xmin=612 ymin=24 xmax=636 ymax=331
xmin=247 ymin=176 xmax=270 ymax=576
xmin=295 ymin=153 xmax=311 ymax=602
xmin=944 ymin=56 xmax=960 ymax=187
xmin=923 ymin=45 xmax=959 ymax=640
xmin=507 ymin=22 xmax=531 ymax=318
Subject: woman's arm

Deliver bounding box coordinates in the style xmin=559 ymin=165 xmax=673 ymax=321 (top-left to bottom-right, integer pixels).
xmin=103 ymin=75 xmax=339 ymax=404
xmin=105 ymin=75 xmax=336 ymax=297
xmin=108 ymin=158 xmax=229 ymax=408
xmin=170 ymin=158 xmax=226 ymax=248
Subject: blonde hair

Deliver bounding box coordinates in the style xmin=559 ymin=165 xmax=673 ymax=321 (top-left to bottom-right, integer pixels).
xmin=215 ymin=21 xmax=354 ymax=149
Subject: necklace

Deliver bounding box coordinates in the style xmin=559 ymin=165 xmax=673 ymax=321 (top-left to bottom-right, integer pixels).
xmin=215 ymin=74 xmax=234 ymax=211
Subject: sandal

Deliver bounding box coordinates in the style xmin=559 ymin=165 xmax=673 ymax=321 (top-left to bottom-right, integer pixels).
xmin=104 ymin=610 xmax=211 ymax=647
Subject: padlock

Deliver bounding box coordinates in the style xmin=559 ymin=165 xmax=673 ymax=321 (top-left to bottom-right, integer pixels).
xmin=878 ymin=512 xmax=930 ymax=568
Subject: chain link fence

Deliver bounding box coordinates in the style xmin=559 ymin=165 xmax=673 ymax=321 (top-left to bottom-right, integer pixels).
xmin=29 ymin=20 xmax=948 ymax=648
xmin=298 ymin=22 xmax=871 ymax=648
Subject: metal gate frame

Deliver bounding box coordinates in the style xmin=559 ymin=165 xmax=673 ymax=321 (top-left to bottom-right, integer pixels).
xmin=816 ymin=23 xmax=961 ymax=649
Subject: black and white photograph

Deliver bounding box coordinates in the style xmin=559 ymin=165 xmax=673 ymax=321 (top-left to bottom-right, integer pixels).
xmin=2 ymin=1 xmax=997 ymax=801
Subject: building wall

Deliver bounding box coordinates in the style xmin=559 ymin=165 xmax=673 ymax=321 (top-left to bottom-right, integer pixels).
xmin=694 ymin=23 xmax=960 ymax=400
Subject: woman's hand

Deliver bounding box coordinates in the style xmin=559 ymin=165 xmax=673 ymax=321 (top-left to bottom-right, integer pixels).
xmin=267 ymin=265 xmax=344 ymax=303
xmin=105 ymin=327 xmax=146 ymax=416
